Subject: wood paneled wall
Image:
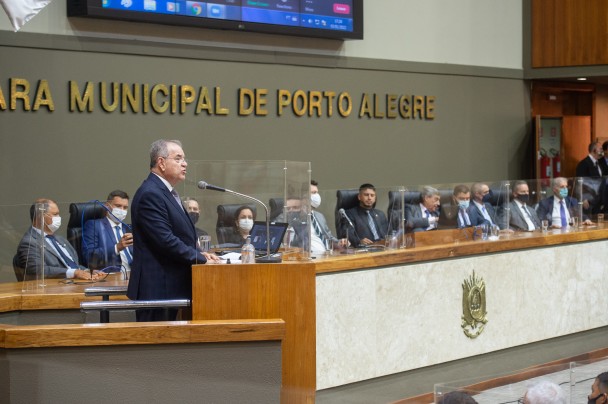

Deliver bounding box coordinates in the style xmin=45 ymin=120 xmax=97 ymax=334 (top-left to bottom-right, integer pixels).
xmin=532 ymin=0 xmax=608 ymax=67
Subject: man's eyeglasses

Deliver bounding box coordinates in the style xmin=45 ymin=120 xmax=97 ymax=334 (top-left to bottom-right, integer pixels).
xmin=162 ymin=156 xmax=187 ymax=164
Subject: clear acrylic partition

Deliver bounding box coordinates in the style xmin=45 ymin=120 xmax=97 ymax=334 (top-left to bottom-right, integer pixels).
xmin=0 ymin=201 xmax=81 ymax=290
xmin=569 ymin=356 xmax=608 ymax=403
xmin=434 ymin=363 xmax=571 ymax=403
xmin=187 ymin=160 xmax=311 ymax=261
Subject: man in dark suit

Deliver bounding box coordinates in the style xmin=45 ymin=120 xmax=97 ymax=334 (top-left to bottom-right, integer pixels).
xmin=576 ymin=141 xmax=604 ymax=214
xmin=127 ymin=139 xmax=221 ymax=322
xmin=341 ymin=183 xmax=388 ymax=246
xmin=83 ymin=190 xmax=133 ymax=273
xmin=405 ymin=186 xmax=441 ymax=232
xmin=498 ymin=180 xmax=541 ymax=231
xmin=468 ymin=182 xmax=497 ymax=227
xmin=16 ymin=198 xmax=99 ymax=281
xmin=536 ymin=177 xmax=590 ymax=228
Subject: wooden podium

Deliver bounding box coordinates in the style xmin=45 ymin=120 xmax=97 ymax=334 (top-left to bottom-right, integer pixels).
xmin=192 ymin=261 xmax=317 ymax=404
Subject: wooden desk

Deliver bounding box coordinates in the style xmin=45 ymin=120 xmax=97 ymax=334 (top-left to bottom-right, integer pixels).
xmin=192 ymin=226 xmax=608 ymax=403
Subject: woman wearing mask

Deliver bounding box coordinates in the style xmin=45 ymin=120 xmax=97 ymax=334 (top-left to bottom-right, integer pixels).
xmin=223 ymin=205 xmax=256 ymax=246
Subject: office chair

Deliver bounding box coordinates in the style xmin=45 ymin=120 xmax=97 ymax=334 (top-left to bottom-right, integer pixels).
xmin=67 ymin=202 xmax=106 ymax=264
xmin=269 ymin=198 xmax=284 ymax=222
xmin=216 ymin=203 xmax=257 ymax=245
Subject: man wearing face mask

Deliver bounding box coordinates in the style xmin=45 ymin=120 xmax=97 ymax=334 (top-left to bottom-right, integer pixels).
xmin=309 ymin=180 xmax=346 ymax=254
xmin=182 ymin=197 xmax=209 ymax=239
xmin=468 ymin=182 xmax=497 ymax=226
xmin=16 ymin=198 xmax=98 ymax=281
xmin=588 ymin=372 xmax=608 ymax=404
xmin=498 ymin=180 xmax=541 ymax=231
xmin=576 ymin=141 xmax=605 ymax=214
xmin=440 ymin=184 xmax=473 ymax=229
xmin=83 ymin=190 xmax=134 ymax=273
xmin=536 ymin=177 xmax=591 ymax=228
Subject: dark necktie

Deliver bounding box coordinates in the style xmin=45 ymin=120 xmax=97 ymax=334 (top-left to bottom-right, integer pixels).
xmin=522 ymin=205 xmax=537 ymax=229
xmin=171 ymin=189 xmax=184 ymax=211
xmin=114 ymin=225 xmax=133 ymax=264
xmin=560 ymin=201 xmax=567 ymax=228
xmin=46 ymin=235 xmax=78 ymax=269
xmin=366 ymin=210 xmax=380 ymax=240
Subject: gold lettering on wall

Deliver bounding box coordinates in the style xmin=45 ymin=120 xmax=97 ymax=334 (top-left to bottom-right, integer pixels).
xmin=1 ymin=77 xmax=436 ymax=121
xmin=70 ymin=81 xmax=94 ymax=112
xmin=32 ymin=80 xmax=54 ymax=111
xmin=11 ymin=78 xmax=30 ymax=111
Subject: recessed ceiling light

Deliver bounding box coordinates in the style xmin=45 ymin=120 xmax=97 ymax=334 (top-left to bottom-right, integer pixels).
xmin=577 ymin=77 xmax=587 ymax=81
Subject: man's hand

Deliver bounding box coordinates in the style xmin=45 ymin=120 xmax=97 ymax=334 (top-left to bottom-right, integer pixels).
xmin=117 ymin=233 xmax=133 ymax=252
xmin=203 ymin=252 xmax=223 ymax=264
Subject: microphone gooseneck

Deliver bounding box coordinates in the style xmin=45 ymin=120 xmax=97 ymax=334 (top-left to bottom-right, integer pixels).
xmin=338 ymin=208 xmax=355 ymax=228
xmin=197 ymin=181 xmax=226 ymax=193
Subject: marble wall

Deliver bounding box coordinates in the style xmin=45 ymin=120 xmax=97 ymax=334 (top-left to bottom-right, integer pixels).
xmin=316 ymin=240 xmax=608 ymax=389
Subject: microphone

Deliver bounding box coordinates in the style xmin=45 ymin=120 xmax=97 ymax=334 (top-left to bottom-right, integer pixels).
xmin=197 ymin=181 xmax=227 ymax=193
xmin=198 ymin=179 xmax=281 ymax=263
xmin=338 ymin=208 xmax=355 ymax=228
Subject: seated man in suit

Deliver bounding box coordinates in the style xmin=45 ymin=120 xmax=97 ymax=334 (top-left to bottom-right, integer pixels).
xmin=341 ymin=183 xmax=388 ymax=246
xmin=309 ymin=180 xmax=347 ymax=254
xmin=440 ymin=184 xmax=473 ymax=229
xmin=468 ymin=182 xmax=497 ymax=226
xmin=17 ymin=198 xmax=101 ymax=280
xmin=498 ymin=180 xmax=541 ymax=231
xmin=182 ymin=197 xmax=209 ymax=239
xmin=83 ymin=190 xmax=134 ymax=272
xmin=536 ymin=177 xmax=591 ymax=228
xmin=405 ymin=186 xmax=440 ymax=232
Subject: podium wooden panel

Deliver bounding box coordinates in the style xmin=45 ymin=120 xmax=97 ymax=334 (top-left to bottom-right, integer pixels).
xmin=192 ymin=262 xmax=317 ymax=404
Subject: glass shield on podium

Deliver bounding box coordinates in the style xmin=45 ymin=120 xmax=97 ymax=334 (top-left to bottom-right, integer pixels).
xmin=19 ymin=202 xmax=48 ymax=291
xmin=186 ymin=160 xmax=311 ymax=262
xmin=570 ymin=357 xmax=608 ymax=403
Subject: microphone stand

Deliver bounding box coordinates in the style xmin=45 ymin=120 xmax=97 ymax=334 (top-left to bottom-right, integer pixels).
xmin=199 ymin=182 xmax=281 ymax=263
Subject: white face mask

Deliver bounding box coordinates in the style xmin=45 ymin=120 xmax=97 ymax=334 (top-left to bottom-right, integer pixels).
xmin=111 ymin=207 xmax=128 ymax=223
xmin=239 ymin=218 xmax=254 ymax=231
xmin=311 ymin=193 xmax=321 ymax=209
xmin=47 ymin=216 xmax=61 ymax=233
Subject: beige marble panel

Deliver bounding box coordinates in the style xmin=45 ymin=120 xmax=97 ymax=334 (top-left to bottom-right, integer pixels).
xmin=316 ymin=240 xmax=608 ymax=389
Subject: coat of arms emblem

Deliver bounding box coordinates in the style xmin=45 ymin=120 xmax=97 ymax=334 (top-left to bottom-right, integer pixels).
xmin=461 ymin=271 xmax=488 ymax=338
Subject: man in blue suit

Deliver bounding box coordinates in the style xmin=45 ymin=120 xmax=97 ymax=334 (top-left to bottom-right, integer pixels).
xmin=536 ymin=177 xmax=591 ymax=228
xmin=82 ymin=190 xmax=133 ymax=273
xmin=127 ymin=139 xmax=221 ymax=322
xmin=468 ymin=182 xmax=498 ymax=227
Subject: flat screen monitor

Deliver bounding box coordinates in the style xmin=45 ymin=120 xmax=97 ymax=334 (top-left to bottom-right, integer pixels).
xmin=67 ymin=0 xmax=363 ymax=40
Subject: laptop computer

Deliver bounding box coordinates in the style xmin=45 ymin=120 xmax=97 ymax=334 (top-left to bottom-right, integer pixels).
xmin=249 ymin=221 xmax=288 ymax=256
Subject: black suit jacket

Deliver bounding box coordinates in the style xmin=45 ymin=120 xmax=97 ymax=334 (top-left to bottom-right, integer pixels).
xmin=339 ymin=206 xmax=388 ymax=246
xmin=576 ymin=156 xmax=603 ymax=178
xmin=536 ymin=195 xmax=586 ymax=226
xmin=127 ymin=173 xmax=206 ymax=302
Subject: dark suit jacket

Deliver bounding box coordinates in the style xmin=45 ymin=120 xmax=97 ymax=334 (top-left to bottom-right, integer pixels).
xmin=127 ymin=173 xmax=206 ymax=301
xmin=468 ymin=202 xmax=497 ymax=226
xmin=404 ymin=204 xmax=440 ymax=232
xmin=17 ymin=227 xmax=85 ymax=280
xmin=576 ymin=156 xmax=603 ymax=178
xmin=83 ymin=218 xmax=132 ymax=271
xmin=536 ymin=196 xmax=585 ymax=226
xmin=339 ymin=206 xmax=388 ymax=246
xmin=498 ymin=201 xmax=541 ymax=231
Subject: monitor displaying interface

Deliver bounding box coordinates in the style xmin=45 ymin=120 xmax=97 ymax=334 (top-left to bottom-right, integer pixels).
xmin=68 ymin=0 xmax=363 ymax=40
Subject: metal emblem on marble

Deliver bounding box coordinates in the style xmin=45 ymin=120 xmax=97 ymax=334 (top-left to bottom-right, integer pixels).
xmin=461 ymin=271 xmax=488 ymax=339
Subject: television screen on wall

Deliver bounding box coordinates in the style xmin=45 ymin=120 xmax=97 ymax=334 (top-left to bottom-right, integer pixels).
xmin=67 ymin=0 xmax=363 ymax=40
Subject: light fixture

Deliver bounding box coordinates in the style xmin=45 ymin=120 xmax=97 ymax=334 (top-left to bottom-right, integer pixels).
xmin=577 ymin=77 xmax=587 ymax=81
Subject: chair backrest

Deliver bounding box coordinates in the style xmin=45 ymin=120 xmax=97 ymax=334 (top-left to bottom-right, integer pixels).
xmin=216 ymin=203 xmax=257 ymax=244
xmin=386 ymin=190 xmax=422 ymax=212
xmin=269 ymin=198 xmax=284 ymax=221
xmin=67 ymin=202 xmax=106 ymax=263
xmin=334 ymin=189 xmax=360 ymax=231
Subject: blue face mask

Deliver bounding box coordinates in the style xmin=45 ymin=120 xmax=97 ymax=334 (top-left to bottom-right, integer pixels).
xmin=559 ymin=188 xmax=568 ymax=199
xmin=482 ymin=191 xmax=493 ymax=204
xmin=458 ymin=200 xmax=470 ymax=210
